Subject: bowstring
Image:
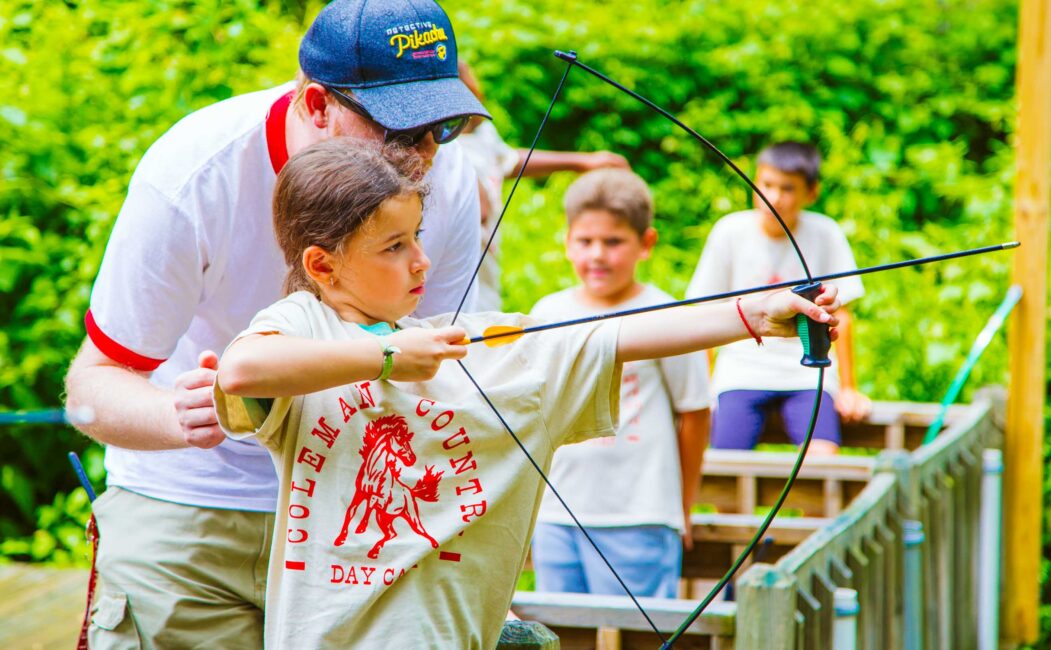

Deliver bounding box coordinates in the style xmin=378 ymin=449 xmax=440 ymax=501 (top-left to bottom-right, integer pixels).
xmin=451 ymin=60 xmax=571 ymax=322
xmin=458 ymin=359 xmax=668 ymax=643
xmin=450 ymin=51 xmax=825 ymax=648
xmin=449 ymin=57 xmax=666 ymax=640
xmin=554 ymin=55 xmax=825 ymax=647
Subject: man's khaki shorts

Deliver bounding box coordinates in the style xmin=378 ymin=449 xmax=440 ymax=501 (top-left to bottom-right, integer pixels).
xmin=88 ymin=487 xmax=274 ymax=650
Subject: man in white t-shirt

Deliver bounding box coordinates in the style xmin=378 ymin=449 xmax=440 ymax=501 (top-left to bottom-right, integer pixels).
xmin=63 ymin=1 xmax=489 ymax=646
xmin=686 ymin=142 xmax=869 ymax=456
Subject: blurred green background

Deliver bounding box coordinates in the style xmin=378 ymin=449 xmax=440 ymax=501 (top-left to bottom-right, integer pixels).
xmin=0 ymin=0 xmax=1047 ymax=642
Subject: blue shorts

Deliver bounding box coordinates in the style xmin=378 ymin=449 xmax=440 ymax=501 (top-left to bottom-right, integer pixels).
xmin=711 ymin=389 xmax=840 ymax=449
xmin=531 ymin=523 xmax=681 ymax=598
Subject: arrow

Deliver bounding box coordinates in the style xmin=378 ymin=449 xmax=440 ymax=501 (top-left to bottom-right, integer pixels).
xmin=461 ymin=242 xmax=1019 ymax=348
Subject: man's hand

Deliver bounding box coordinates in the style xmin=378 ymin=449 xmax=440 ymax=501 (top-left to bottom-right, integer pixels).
xmin=174 ymin=350 xmax=225 ymax=449
xmin=835 ymin=386 xmax=872 ymax=423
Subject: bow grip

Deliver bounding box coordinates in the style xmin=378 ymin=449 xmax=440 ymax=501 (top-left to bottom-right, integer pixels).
xmin=791 ymin=282 xmax=832 ymax=368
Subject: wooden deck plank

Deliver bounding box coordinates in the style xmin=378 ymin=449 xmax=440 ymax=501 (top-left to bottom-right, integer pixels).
xmin=0 ymin=564 xmax=88 ymax=650
xmin=510 ymin=590 xmax=735 ymax=636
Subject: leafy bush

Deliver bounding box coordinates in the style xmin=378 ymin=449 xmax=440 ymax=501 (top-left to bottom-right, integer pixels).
xmin=450 ymin=0 xmax=1021 ymax=404
xmin=0 ymin=0 xmax=302 ymax=556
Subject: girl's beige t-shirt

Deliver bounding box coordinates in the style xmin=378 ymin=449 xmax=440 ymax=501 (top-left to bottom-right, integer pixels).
xmin=216 ymin=291 xmax=621 ymax=649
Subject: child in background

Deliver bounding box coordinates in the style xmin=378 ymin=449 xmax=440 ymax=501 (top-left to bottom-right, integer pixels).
xmin=213 ymin=138 xmax=840 ymax=648
xmin=457 ymin=61 xmax=629 ymax=310
xmin=530 ymin=169 xmax=711 ymax=598
xmin=686 ymin=142 xmax=869 ymax=456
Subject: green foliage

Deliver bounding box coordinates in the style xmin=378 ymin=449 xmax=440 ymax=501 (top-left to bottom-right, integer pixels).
xmin=1039 ymin=405 xmax=1051 ymax=649
xmin=1 ymin=0 xmax=1048 ymax=640
xmin=449 ymin=0 xmax=1021 ymax=407
xmin=0 ymin=0 xmax=303 ymax=559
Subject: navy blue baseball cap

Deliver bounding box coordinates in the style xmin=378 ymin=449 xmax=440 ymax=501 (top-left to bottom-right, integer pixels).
xmin=299 ymin=0 xmax=490 ymax=131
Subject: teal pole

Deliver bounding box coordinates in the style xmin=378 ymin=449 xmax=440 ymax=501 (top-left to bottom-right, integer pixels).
xmin=0 ymin=407 xmax=95 ymax=426
xmin=923 ymin=285 xmax=1022 ymax=444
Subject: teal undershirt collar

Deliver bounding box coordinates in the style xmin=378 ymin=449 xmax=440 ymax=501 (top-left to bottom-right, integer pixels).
xmin=357 ymin=321 xmax=396 ymax=336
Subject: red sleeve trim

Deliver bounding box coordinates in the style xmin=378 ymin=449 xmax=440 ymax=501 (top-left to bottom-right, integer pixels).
xmin=266 ymin=91 xmax=293 ymax=175
xmin=85 ymin=310 xmax=166 ymax=372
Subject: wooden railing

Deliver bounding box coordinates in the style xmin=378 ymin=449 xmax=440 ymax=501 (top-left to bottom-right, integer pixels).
xmin=898 ymin=392 xmax=1000 ymax=650
xmin=511 ymin=592 xmax=736 ymax=650
xmin=733 ymin=391 xmax=1002 ymax=649
xmin=509 ymin=393 xmax=1005 ymax=650
xmin=683 ymin=513 xmax=828 ymax=600
xmin=756 ymin=401 xmax=970 ymax=451
xmin=735 ymin=472 xmax=901 ymax=648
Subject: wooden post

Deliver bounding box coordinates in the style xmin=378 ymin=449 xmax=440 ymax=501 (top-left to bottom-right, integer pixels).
xmin=736 ymin=564 xmax=797 ymax=649
xmin=1003 ymin=0 xmax=1051 ymax=643
xmin=596 ymin=627 xmax=621 ymax=650
xmin=1000 ymin=0 xmax=1051 ymax=639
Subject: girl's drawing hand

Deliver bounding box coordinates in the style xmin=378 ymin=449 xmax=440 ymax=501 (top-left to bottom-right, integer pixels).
xmin=387 ymin=327 xmax=468 ymax=381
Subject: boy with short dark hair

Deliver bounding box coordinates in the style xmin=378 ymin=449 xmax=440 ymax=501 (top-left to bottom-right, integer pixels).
xmin=530 ymin=168 xmax=711 ymax=598
xmin=687 ymin=141 xmax=869 ymax=455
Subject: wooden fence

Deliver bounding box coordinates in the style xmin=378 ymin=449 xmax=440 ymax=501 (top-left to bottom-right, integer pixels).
xmin=510 ymin=393 xmax=1005 ymax=650
xmin=733 ymin=391 xmax=1001 ymax=649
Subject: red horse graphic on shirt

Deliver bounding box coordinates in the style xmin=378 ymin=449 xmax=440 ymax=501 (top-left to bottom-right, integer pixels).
xmin=334 ymin=414 xmax=444 ymax=559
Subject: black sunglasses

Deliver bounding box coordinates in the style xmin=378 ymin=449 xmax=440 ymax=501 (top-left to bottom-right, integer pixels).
xmin=326 ymin=87 xmax=470 ymax=146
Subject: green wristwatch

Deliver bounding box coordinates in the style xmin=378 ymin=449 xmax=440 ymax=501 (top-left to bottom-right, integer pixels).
xmin=375 ymin=336 xmax=401 ymax=381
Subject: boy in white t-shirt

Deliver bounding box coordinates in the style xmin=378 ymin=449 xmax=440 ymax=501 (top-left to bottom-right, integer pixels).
xmin=213 ymin=139 xmax=840 ymax=647
xmin=530 ymin=169 xmax=711 ymax=598
xmin=686 ymin=142 xmax=869 ymax=455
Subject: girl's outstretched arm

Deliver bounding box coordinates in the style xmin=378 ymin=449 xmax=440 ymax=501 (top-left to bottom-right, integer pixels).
xmin=616 ymin=287 xmax=840 ymax=363
xmin=218 ymin=326 xmax=467 ymax=398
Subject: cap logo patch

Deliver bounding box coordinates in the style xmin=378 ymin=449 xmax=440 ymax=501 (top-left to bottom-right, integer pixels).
xmin=386 ymin=21 xmax=449 ymax=59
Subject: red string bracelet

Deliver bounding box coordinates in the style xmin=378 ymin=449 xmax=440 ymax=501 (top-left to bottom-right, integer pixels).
xmin=736 ymin=298 xmax=763 ymax=346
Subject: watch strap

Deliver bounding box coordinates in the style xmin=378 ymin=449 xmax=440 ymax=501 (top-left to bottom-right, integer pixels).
xmin=375 ymin=336 xmax=401 ymax=381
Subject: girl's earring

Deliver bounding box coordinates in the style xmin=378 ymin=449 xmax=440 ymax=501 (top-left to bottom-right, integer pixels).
xmin=328 ymin=277 xmax=336 ymax=286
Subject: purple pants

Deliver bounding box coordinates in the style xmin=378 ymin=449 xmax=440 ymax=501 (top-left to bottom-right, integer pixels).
xmin=711 ymin=389 xmax=840 ymax=449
